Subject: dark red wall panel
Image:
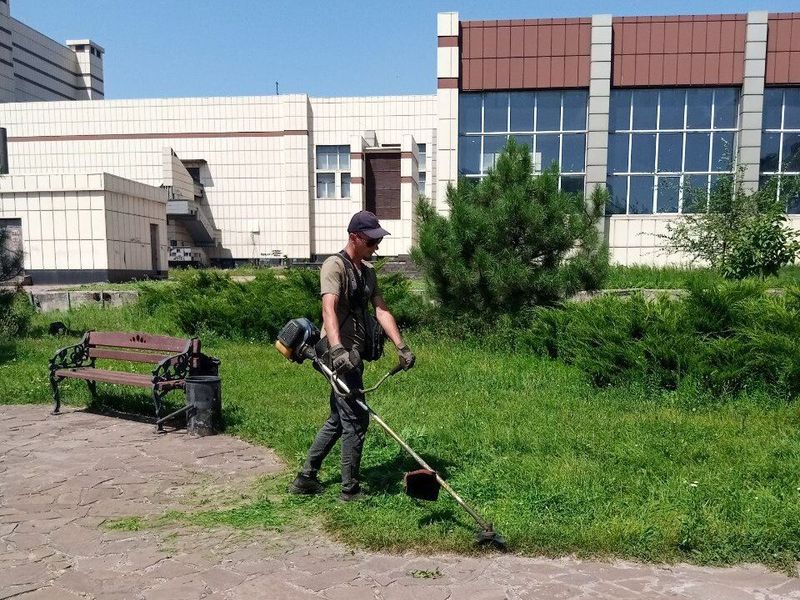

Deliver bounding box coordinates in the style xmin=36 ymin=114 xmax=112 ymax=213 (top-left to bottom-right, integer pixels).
xmin=612 ymin=14 xmax=746 ymax=86
xmin=766 ymin=14 xmax=800 ymax=85
xmin=460 ymin=18 xmax=591 ymax=91
xmin=458 ymin=12 xmax=800 ymax=91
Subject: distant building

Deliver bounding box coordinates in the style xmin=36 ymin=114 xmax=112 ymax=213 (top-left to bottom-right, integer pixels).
xmin=0 ymin=0 xmax=799 ymax=282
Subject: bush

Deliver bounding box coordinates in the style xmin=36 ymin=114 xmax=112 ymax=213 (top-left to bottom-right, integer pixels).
xmin=137 ymin=267 xmax=427 ymax=341
xmin=667 ymin=174 xmax=800 ymax=279
xmin=518 ymin=282 xmax=800 ymax=398
xmin=139 ymin=269 xmax=320 ymax=341
xmin=412 ymin=139 xmax=608 ymax=317
xmin=376 ymin=271 xmax=432 ymax=329
xmin=0 ymin=291 xmax=35 ymax=338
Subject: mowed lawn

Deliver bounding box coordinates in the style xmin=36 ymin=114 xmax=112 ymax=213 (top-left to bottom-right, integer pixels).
xmin=2 ymin=304 xmax=799 ymax=571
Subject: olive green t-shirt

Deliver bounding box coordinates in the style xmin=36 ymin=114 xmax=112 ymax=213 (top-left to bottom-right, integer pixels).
xmin=320 ymin=253 xmax=381 ymax=352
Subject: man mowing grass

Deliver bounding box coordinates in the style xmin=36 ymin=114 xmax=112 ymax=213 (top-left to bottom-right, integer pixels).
xmin=290 ymin=211 xmax=416 ymax=501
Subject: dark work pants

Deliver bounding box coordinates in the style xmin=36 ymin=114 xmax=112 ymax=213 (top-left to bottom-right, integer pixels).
xmin=301 ymin=366 xmax=369 ymax=493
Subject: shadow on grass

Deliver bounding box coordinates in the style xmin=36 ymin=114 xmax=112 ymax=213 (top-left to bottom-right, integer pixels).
xmin=0 ymin=339 xmax=17 ymax=365
xmin=416 ymin=507 xmax=476 ymax=536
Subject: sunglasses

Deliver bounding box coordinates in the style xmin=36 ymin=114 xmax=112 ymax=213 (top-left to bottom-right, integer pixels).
xmin=357 ymin=234 xmax=382 ymax=247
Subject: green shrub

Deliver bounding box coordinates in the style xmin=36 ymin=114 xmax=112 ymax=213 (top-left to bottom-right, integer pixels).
xmin=519 ymin=283 xmax=800 ymax=398
xmin=137 ymin=267 xmax=426 ymax=341
xmin=377 ymin=271 xmax=432 ymax=329
xmin=412 ymin=138 xmax=608 ymax=316
xmin=667 ymin=173 xmax=800 ymax=280
xmin=0 ymin=291 xmax=35 ymax=338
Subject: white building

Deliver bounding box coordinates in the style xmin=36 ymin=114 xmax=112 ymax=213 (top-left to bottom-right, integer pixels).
xmin=1 ymin=1 xmax=799 ymax=283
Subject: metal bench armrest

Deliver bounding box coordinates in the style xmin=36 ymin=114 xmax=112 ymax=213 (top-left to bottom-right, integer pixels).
xmin=152 ymin=344 xmax=192 ymax=385
xmin=49 ymin=332 xmax=92 ymax=371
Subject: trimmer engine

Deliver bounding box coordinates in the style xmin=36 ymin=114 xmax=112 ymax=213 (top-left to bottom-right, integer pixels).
xmin=275 ymin=318 xmax=320 ymax=364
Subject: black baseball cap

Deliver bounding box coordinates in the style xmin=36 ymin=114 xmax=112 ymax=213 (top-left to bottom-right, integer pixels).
xmin=347 ymin=211 xmax=390 ymax=239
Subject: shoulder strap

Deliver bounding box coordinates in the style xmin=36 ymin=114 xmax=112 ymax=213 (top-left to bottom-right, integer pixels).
xmin=336 ymin=251 xmax=366 ymax=311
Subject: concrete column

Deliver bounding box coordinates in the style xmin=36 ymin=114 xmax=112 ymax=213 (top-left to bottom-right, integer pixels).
xmin=280 ymin=95 xmax=312 ymax=259
xmin=738 ymin=11 xmax=769 ymax=194
xmin=66 ymin=40 xmax=104 ymax=100
xmin=401 ymin=134 xmax=419 ymax=253
xmin=586 ymin=15 xmax=613 ymax=231
xmin=0 ymin=1 xmax=14 ymax=103
xmin=435 ymin=11 xmax=459 ymax=216
xmin=350 ymin=135 xmax=367 ymax=214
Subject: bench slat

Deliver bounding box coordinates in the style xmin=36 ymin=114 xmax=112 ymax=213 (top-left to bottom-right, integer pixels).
xmin=88 ymin=348 xmax=169 ymax=363
xmin=88 ymin=332 xmax=191 ymax=353
xmin=55 ymin=368 xmax=184 ymax=390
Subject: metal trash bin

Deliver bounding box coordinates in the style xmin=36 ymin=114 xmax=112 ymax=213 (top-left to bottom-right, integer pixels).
xmin=185 ymin=375 xmax=222 ymax=436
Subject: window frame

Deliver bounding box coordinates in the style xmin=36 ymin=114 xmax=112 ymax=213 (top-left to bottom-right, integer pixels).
xmin=759 ymin=88 xmax=800 ymax=213
xmin=315 ymin=145 xmax=351 ymax=199
xmin=457 ymin=90 xmax=588 ymax=193
xmin=606 ymin=87 xmax=739 ymax=215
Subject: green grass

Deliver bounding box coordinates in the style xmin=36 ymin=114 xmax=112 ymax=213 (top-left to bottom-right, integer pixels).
xmin=3 ymin=303 xmax=800 ymax=572
xmin=605 ymin=264 xmax=800 ymax=290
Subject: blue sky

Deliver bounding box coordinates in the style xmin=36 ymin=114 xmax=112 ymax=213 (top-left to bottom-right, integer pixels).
xmin=12 ymin=1 xmax=800 ymax=100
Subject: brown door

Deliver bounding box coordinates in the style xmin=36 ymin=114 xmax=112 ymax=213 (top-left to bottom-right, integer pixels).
xmin=365 ymin=153 xmax=400 ymax=220
xmin=150 ymin=224 xmax=159 ymax=273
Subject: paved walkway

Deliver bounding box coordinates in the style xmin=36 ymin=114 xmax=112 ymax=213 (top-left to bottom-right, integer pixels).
xmin=0 ymin=405 xmax=797 ymax=600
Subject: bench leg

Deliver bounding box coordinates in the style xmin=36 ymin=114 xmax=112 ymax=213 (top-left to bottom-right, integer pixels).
xmin=50 ymin=372 xmax=61 ymax=415
xmin=152 ymin=388 xmax=164 ymax=433
xmin=87 ymin=380 xmax=97 ymax=400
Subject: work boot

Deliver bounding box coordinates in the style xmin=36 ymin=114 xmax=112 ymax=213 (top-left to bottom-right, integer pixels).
xmin=288 ymin=473 xmax=324 ymax=495
xmin=339 ymin=486 xmax=366 ymax=502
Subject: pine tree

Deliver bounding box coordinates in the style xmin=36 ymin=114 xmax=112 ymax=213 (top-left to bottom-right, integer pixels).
xmin=412 ymin=138 xmax=608 ymax=316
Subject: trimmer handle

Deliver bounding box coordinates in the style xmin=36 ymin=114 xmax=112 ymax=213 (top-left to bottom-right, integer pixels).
xmin=389 ymin=362 xmax=405 ymax=376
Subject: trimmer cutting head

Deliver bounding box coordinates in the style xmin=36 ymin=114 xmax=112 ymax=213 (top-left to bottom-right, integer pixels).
xmin=475 ymin=525 xmax=507 ymax=550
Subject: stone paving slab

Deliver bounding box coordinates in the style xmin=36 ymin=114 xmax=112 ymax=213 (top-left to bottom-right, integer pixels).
xmin=1 ymin=404 xmax=798 ymax=599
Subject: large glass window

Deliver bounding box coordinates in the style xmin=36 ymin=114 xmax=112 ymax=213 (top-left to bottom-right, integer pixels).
xmin=760 ymin=88 xmax=800 ymax=213
xmin=315 ymin=145 xmax=350 ymax=199
xmin=606 ymin=87 xmax=739 ymax=215
xmin=458 ymin=90 xmax=588 ymax=193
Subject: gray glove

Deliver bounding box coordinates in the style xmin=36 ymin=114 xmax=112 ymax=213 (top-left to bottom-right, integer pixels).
xmin=397 ymin=345 xmax=416 ymax=371
xmin=331 ymin=343 xmax=360 ymax=375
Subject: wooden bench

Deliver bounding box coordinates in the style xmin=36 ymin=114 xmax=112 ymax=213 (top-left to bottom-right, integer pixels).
xmin=49 ymin=331 xmax=219 ymax=431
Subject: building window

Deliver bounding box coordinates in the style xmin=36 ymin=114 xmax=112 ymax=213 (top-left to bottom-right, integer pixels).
xmin=418 ymin=143 xmax=426 ymax=196
xmin=760 ymin=88 xmax=800 ymax=213
xmin=316 ymin=173 xmax=335 ymax=199
xmin=186 ymin=166 xmax=201 ymax=184
xmin=606 ymin=87 xmax=739 ymax=215
xmin=341 ymin=173 xmax=351 ymax=198
xmin=316 ymin=145 xmax=350 ymax=199
xmin=458 ymin=90 xmax=588 ymax=193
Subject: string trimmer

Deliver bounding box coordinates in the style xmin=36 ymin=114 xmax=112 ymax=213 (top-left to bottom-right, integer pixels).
xmin=275 ymin=318 xmax=506 ymax=550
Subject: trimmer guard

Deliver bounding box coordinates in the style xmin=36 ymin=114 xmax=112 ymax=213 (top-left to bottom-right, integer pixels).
xmin=404 ymin=469 xmax=440 ymax=501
